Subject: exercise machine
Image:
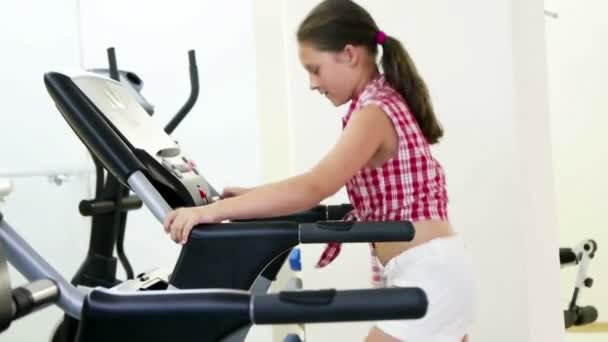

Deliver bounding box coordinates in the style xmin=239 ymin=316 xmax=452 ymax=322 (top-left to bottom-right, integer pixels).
xmin=560 ymin=239 xmax=599 ymax=329
xmin=0 ymin=206 xmax=428 ymax=342
xmin=52 ymin=47 xmax=199 ymax=342
xmin=44 ymin=66 xmax=416 ymax=290
xmin=66 ymin=47 xmax=189 ymax=290
xmin=44 ymin=57 xmax=421 ymax=340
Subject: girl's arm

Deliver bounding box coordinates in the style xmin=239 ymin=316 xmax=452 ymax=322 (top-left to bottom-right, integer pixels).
xmin=222 ymin=186 xmax=253 ymax=198
xmin=211 ymin=105 xmax=394 ymax=221
xmin=164 ymin=105 xmax=396 ymax=243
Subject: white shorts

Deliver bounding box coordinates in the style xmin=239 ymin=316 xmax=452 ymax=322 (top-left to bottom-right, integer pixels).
xmin=376 ymin=235 xmax=475 ymax=342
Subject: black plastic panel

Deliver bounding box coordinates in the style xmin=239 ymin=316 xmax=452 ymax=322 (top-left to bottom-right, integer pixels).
xmin=170 ymin=222 xmax=299 ymax=289
xmin=44 ymin=72 xmax=145 ymax=184
xmin=76 ymin=289 xmax=250 ymax=342
xmin=300 ymin=221 xmax=415 ymax=243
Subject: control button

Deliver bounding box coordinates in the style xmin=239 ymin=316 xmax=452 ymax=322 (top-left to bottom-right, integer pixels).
xmin=175 ymin=164 xmax=191 ymax=173
xmin=172 ymin=169 xmax=183 ymax=179
xmin=198 ymin=188 xmax=208 ymax=202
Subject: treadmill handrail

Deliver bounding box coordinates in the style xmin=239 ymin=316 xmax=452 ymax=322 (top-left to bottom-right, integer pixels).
xmin=253 ymin=287 xmax=427 ymax=324
xmin=82 ymin=286 xmax=427 ymax=327
xmin=299 ymin=220 xmax=415 ymax=243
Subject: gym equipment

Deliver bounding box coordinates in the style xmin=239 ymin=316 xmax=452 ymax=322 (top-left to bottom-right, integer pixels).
xmin=48 ymin=48 xmax=407 ymax=342
xmin=0 ymin=238 xmax=58 ymax=334
xmin=44 ymin=54 xmax=421 ymax=341
xmin=51 ymin=47 xmax=197 ymax=342
xmin=64 ymin=46 xmax=196 ymax=288
xmin=560 ymin=239 xmax=599 ymax=329
xmin=0 ymin=208 xmax=428 ymax=342
xmin=43 ymin=64 xmax=417 ymax=292
xmin=68 ymin=47 xmax=156 ymax=291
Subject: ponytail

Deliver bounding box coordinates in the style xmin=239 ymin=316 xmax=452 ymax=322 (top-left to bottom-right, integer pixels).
xmin=297 ymin=0 xmax=443 ymax=144
xmin=381 ymin=36 xmax=443 ymax=144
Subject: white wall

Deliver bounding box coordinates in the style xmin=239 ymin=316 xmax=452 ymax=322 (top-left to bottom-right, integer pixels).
xmin=0 ymin=1 xmax=90 ymax=341
xmin=272 ymin=0 xmax=564 ymax=341
xmin=511 ymin=0 xmax=564 ymax=339
xmin=252 ymin=0 xmax=292 ymax=183
xmin=0 ymin=0 xmax=88 ymax=173
xmin=250 ymin=2 xmax=307 ymax=340
xmin=1 ymin=1 xmax=266 ymax=341
xmin=545 ymin=0 xmax=608 ymax=341
xmin=0 ymin=177 xmax=91 ymax=342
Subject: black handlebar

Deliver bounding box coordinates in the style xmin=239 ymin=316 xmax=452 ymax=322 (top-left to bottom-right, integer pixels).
xmin=77 ymin=286 xmax=428 ymax=342
xmin=299 ymin=221 xmax=415 ymax=243
xmin=106 ymin=48 xmax=120 ymax=81
xmin=254 ymin=287 xmax=427 ymax=324
xmin=235 ymin=204 xmax=354 ymax=224
xmin=44 ymin=72 xmax=146 ymax=183
xmin=79 ymin=196 xmax=143 ymax=216
xmin=560 ymin=248 xmax=577 ymax=266
xmin=165 ymin=50 xmax=199 ymax=134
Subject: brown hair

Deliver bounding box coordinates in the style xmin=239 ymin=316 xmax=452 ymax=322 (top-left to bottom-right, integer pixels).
xmin=297 ymin=0 xmax=443 ymax=144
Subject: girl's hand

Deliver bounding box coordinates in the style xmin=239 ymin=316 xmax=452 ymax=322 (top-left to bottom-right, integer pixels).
xmin=163 ymin=206 xmax=222 ymax=244
xmin=222 ymin=186 xmax=251 ymax=198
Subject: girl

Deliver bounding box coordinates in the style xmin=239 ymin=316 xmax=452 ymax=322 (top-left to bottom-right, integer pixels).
xmin=164 ymin=0 xmax=475 ymax=340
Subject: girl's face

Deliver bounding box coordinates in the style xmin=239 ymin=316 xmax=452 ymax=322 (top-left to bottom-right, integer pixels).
xmin=298 ymin=42 xmax=360 ymax=107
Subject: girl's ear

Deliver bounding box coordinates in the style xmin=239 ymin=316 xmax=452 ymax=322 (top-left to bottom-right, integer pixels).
xmin=336 ymin=44 xmax=358 ymax=67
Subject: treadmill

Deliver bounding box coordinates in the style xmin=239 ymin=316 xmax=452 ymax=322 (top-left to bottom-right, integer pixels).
xmin=43 ymin=68 xmax=419 ymax=294
xmin=39 ymin=67 xmax=424 ymax=341
xmin=0 ymin=208 xmax=428 ymax=342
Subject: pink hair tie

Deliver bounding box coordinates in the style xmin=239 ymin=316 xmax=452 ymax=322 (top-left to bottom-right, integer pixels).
xmin=376 ymin=30 xmax=387 ymax=45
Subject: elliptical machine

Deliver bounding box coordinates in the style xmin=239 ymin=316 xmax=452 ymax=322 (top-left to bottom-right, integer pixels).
xmin=52 ymin=46 xmax=200 ymax=342
xmin=67 ymin=46 xmax=197 ymax=289
xmin=45 ymin=49 xmax=422 ymax=341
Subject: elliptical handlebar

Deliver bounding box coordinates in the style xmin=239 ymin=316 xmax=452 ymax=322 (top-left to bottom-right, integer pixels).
xmin=164 ymin=50 xmax=199 ymax=134
xmin=106 ymin=47 xmax=120 ymax=82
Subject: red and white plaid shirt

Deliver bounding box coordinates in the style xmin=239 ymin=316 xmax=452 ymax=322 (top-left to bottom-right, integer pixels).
xmin=315 ymin=75 xmax=449 ymax=286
